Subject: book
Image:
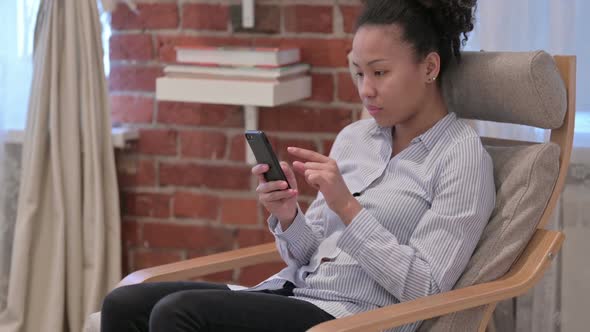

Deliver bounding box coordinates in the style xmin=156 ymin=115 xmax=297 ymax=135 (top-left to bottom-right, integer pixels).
xmin=156 ymin=75 xmax=311 ymax=107
xmin=164 ymin=72 xmax=308 ymax=84
xmin=175 ymin=46 xmax=301 ymax=67
xmin=163 ymin=63 xmax=311 ymax=79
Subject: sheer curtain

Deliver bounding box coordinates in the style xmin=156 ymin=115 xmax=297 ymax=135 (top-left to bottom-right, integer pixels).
xmin=463 ymin=0 xmax=589 ymax=143
xmin=0 ymin=0 xmax=39 ymax=311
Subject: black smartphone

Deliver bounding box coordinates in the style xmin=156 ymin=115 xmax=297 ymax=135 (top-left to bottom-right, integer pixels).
xmin=245 ymin=130 xmax=290 ymax=187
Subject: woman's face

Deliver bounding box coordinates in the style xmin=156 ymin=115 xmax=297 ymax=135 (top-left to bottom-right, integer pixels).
xmin=351 ymin=24 xmax=433 ymax=128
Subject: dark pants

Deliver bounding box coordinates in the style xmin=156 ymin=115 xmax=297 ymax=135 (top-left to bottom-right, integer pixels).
xmin=100 ymin=281 xmax=335 ymax=332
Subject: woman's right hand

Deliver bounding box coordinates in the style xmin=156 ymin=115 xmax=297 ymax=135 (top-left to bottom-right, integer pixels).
xmin=253 ymin=162 xmax=299 ymax=226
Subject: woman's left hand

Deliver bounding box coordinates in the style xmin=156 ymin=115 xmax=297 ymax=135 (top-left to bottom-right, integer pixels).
xmin=288 ymin=147 xmax=362 ymax=225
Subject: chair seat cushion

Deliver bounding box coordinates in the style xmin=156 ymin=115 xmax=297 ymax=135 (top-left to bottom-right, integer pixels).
xmin=419 ymin=142 xmax=560 ymax=332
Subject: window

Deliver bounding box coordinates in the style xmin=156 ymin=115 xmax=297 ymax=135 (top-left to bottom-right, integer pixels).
xmin=0 ymin=0 xmax=112 ymax=133
xmin=0 ymin=0 xmax=40 ymax=131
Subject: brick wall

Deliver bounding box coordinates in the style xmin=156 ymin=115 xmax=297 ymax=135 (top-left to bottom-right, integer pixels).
xmin=111 ymin=0 xmax=363 ymax=286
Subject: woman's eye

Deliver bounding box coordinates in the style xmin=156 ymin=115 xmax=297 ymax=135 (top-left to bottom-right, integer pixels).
xmin=355 ymin=72 xmax=364 ymax=78
xmin=374 ymin=71 xmax=387 ymax=77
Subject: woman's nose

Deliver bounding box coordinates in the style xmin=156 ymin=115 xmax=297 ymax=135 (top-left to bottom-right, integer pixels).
xmin=359 ymin=77 xmax=376 ymax=99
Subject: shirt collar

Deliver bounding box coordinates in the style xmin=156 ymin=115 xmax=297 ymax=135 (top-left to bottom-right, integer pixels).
xmin=411 ymin=112 xmax=457 ymax=151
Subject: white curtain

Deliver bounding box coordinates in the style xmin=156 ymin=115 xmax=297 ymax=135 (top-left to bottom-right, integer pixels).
xmin=0 ymin=0 xmax=122 ymax=331
xmin=464 ymin=0 xmax=589 ymax=141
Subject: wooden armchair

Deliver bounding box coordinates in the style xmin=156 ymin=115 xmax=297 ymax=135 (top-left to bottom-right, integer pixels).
xmin=85 ymin=52 xmax=575 ymax=332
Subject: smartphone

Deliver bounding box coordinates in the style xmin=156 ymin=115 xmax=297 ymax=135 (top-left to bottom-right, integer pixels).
xmin=245 ymin=130 xmax=290 ymax=187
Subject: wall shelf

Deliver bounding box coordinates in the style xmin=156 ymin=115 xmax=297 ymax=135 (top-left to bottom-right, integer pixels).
xmin=156 ymin=76 xmax=311 ymax=107
xmin=5 ymin=127 xmax=139 ymax=149
xmin=155 ymin=75 xmax=312 ymax=163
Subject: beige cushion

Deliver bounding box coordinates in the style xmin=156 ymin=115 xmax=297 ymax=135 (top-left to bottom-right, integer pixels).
xmin=348 ymin=51 xmax=567 ymax=129
xmin=443 ymin=51 xmax=566 ymax=129
xmin=418 ymin=142 xmax=560 ymax=332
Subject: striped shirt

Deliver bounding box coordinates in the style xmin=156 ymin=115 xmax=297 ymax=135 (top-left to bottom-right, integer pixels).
xmin=254 ymin=112 xmax=496 ymax=332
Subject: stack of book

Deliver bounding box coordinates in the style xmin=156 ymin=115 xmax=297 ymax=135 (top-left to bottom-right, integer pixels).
xmin=156 ymin=46 xmax=312 ymax=107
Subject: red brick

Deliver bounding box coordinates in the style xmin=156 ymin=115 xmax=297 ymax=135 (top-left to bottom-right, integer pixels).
xmin=232 ymin=5 xmax=281 ymax=34
xmin=173 ymin=192 xmax=220 ymax=220
xmin=258 ymin=107 xmax=353 ymax=133
xmin=270 ymin=137 xmax=319 ymax=163
xmin=238 ymin=262 xmax=286 ymax=287
xmin=111 ymin=3 xmax=179 ymax=30
xmin=180 ymin=130 xmax=227 ymax=159
xmin=117 ymin=158 xmax=156 ymax=187
xmin=121 ymin=219 xmax=142 ymax=247
xmin=138 ymin=129 xmax=177 ymax=156
xmin=322 ymin=139 xmax=336 ymax=156
xmin=229 ymin=134 xmax=246 ymax=162
xmin=133 ymin=250 xmax=183 ymax=270
xmin=122 ymin=250 xmax=131 ymax=275
xmin=285 ymin=5 xmax=333 ymax=34
xmin=294 ymin=173 xmax=318 ymax=197
xmin=182 ymin=4 xmax=229 ymax=31
xmin=310 ymin=73 xmax=334 ymax=102
xmin=143 ymin=223 xmax=234 ymax=251
xmin=109 ymin=65 xmax=163 ymax=92
xmin=160 ymin=163 xmax=252 ymax=190
xmin=236 ymin=229 xmax=275 ymax=248
xmin=340 ymin=5 xmax=363 ymax=34
xmin=338 ymin=72 xmax=361 ymax=103
xmin=110 ymin=34 xmax=153 ymax=61
xmin=220 ymin=198 xmax=259 ymax=225
xmin=123 ymin=192 xmax=171 ymax=218
xmin=156 ymin=35 xmax=252 ymax=63
xmin=157 ymin=102 xmax=243 ymax=127
xmin=110 ymin=95 xmax=154 ymax=124
xmin=253 ymin=38 xmax=352 ymax=68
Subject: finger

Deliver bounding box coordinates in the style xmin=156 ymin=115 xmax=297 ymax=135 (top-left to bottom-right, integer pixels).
xmin=301 ymin=162 xmax=329 ymax=170
xmin=260 ymin=189 xmax=298 ymax=202
xmin=304 ymin=169 xmax=322 ymax=189
xmin=292 ymin=161 xmax=306 ymax=176
xmin=287 ymin=147 xmax=330 ymax=163
xmin=256 ymin=180 xmax=290 ymax=194
xmin=280 ymin=161 xmax=298 ymax=190
xmin=251 ymin=164 xmax=269 ymax=176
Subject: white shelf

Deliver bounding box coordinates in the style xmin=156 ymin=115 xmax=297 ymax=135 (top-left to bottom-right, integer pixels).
xmin=5 ymin=127 xmax=139 ymax=149
xmin=156 ymin=75 xmax=311 ymax=107
xmin=155 ymin=73 xmax=312 ymax=164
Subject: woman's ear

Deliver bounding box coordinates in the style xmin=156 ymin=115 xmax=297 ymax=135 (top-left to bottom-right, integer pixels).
xmin=424 ymin=52 xmax=441 ymax=84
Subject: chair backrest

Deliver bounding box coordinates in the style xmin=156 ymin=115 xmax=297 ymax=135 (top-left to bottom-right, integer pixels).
xmin=350 ymin=51 xmax=576 ymax=331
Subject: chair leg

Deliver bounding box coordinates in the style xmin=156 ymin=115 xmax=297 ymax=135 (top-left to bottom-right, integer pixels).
xmin=479 ymin=302 xmax=498 ymax=332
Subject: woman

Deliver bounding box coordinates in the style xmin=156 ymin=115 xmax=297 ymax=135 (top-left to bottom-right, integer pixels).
xmin=100 ymin=0 xmax=495 ymax=331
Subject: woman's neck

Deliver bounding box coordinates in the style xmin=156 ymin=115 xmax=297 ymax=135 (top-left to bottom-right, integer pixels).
xmin=392 ymin=88 xmax=448 ymax=153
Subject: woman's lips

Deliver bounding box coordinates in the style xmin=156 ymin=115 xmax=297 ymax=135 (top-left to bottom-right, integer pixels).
xmin=366 ymin=105 xmax=382 ymax=115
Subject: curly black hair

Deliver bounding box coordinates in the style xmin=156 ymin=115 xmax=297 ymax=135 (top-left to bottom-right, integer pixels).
xmin=356 ymin=0 xmax=477 ymax=76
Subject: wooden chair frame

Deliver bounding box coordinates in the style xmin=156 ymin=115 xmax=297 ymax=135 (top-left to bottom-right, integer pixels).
xmin=117 ymin=56 xmax=575 ymax=332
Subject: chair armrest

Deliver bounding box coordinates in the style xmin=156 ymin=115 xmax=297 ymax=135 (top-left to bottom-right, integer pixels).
xmin=308 ymin=229 xmax=564 ymax=332
xmin=117 ymin=242 xmax=281 ymax=288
